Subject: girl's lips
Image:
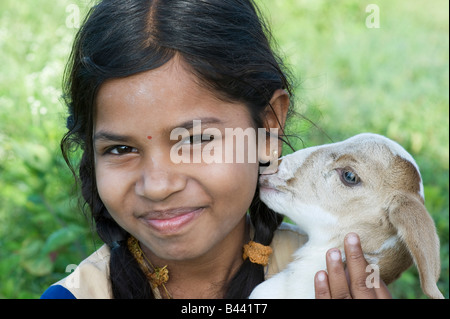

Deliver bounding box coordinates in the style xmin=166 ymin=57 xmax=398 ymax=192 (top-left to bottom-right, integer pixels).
xmin=139 ymin=207 xmax=204 ymax=235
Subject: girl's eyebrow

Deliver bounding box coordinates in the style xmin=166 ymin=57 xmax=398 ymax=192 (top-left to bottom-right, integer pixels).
xmin=172 ymin=117 xmax=223 ymax=131
xmin=93 ymin=117 xmax=223 ymax=144
xmin=93 ymin=131 xmax=133 ymax=144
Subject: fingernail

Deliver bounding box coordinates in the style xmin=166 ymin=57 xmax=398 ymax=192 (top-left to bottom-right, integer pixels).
xmin=346 ymin=233 xmax=359 ymax=245
xmin=317 ymin=271 xmax=326 ymax=282
xmin=329 ymin=249 xmax=341 ymax=261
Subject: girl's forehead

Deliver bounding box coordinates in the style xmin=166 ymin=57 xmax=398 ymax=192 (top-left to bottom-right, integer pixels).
xmin=97 ymin=57 xmax=198 ymax=103
xmin=94 ymin=58 xmax=253 ymax=132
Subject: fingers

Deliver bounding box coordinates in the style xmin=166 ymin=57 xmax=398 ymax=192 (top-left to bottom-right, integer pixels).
xmin=344 ymin=233 xmax=377 ymax=298
xmin=374 ymin=277 xmax=393 ymax=299
xmin=326 ymin=248 xmax=352 ymax=298
xmin=314 ymin=271 xmax=331 ymax=299
xmin=315 ymin=233 xmax=392 ymax=299
xmin=314 ymin=248 xmax=352 ymax=299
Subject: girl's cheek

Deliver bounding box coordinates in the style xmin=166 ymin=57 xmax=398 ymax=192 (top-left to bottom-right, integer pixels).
xmin=203 ymin=161 xmax=259 ymax=199
xmin=95 ymin=165 xmax=131 ymax=210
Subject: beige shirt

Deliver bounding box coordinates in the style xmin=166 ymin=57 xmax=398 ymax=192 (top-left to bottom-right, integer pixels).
xmin=54 ymin=222 xmax=307 ymax=298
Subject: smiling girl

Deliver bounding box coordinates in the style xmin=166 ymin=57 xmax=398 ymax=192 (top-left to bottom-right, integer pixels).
xmin=41 ymin=0 xmax=391 ymax=299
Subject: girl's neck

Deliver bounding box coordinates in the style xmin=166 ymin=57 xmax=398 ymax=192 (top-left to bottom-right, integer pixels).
xmin=141 ymin=215 xmax=250 ymax=298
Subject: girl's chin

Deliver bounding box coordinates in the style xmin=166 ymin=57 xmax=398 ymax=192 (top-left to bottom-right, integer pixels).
xmin=143 ymin=240 xmax=210 ymax=262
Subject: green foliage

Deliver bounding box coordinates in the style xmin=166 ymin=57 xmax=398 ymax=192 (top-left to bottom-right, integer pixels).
xmin=0 ymin=0 xmax=99 ymax=298
xmin=0 ymin=0 xmax=448 ymax=299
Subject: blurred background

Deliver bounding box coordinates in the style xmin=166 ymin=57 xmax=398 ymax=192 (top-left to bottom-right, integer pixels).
xmin=0 ymin=0 xmax=448 ymax=298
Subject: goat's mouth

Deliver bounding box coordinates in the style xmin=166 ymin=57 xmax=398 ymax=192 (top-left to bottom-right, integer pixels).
xmin=259 ymin=185 xmax=283 ymax=195
xmin=258 ymin=176 xmax=286 ymax=194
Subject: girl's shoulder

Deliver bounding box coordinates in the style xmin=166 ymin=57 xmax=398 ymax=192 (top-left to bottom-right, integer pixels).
xmin=41 ymin=244 xmax=112 ymax=299
xmin=41 ymin=222 xmax=306 ymax=298
xmin=266 ymin=222 xmax=307 ymax=278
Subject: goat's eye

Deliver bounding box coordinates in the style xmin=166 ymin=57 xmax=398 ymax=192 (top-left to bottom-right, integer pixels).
xmin=339 ymin=168 xmax=361 ymax=186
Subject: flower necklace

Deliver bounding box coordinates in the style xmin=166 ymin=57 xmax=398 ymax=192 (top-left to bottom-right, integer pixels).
xmin=127 ymin=234 xmax=273 ymax=299
xmin=127 ymin=236 xmax=172 ymax=299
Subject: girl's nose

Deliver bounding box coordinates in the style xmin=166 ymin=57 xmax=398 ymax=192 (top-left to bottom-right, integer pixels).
xmin=135 ymin=159 xmax=187 ymax=202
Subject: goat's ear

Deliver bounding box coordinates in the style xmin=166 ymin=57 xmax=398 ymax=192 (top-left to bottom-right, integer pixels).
xmin=388 ymin=193 xmax=444 ymax=299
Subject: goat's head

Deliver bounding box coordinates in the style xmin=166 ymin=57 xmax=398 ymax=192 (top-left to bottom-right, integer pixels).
xmin=259 ymin=133 xmax=443 ymax=298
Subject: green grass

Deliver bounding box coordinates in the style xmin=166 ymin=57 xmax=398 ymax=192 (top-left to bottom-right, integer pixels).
xmin=0 ymin=0 xmax=448 ymax=298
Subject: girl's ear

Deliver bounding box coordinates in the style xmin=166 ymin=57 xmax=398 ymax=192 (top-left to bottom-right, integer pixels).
xmin=258 ymin=89 xmax=290 ymax=173
xmin=262 ymin=89 xmax=290 ymax=154
xmin=263 ymin=89 xmax=290 ymax=133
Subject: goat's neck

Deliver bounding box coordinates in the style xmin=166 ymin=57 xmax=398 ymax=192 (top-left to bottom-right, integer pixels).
xmin=286 ymin=203 xmax=338 ymax=246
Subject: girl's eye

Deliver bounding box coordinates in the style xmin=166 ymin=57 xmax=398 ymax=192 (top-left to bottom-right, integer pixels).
xmin=339 ymin=168 xmax=361 ymax=186
xmin=107 ymin=145 xmax=138 ymax=155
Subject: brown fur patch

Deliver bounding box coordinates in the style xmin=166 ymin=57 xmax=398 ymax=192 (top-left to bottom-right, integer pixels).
xmin=384 ymin=156 xmax=422 ymax=201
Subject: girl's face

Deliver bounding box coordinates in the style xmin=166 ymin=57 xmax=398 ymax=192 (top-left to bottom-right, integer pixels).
xmin=94 ymin=57 xmax=260 ymax=261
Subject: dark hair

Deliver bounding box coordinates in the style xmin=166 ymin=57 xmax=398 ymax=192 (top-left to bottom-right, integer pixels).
xmin=62 ymin=0 xmax=293 ymax=298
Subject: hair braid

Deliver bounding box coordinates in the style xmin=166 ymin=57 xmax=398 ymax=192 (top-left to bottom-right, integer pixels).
xmin=225 ymin=188 xmax=283 ymax=298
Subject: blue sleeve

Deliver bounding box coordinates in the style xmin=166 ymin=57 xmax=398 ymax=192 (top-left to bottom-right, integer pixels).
xmin=40 ymin=285 xmax=76 ymax=299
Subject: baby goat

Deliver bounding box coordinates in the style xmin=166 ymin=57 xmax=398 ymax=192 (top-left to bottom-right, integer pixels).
xmin=250 ymin=133 xmax=443 ymax=299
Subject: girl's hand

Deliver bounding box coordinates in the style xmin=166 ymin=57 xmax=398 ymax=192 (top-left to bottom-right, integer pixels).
xmin=314 ymin=233 xmax=392 ymax=299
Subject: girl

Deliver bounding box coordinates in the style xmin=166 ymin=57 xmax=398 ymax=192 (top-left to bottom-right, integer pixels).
xmin=41 ymin=0 xmax=391 ymax=299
